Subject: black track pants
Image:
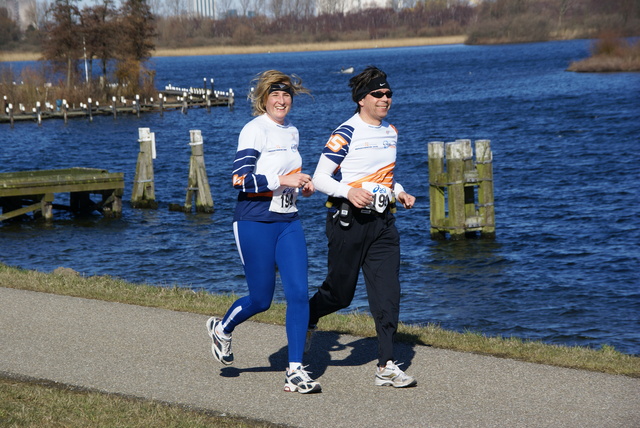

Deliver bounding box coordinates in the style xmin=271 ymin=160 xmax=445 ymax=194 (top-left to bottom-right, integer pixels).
xmin=309 ymin=208 xmax=401 ymax=366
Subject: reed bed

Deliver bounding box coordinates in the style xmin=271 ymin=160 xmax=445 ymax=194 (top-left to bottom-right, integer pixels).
xmin=567 ymin=36 xmax=640 ymax=72
xmin=1 ymin=36 xmax=466 ymax=64
xmin=152 ymin=36 xmax=466 ymax=57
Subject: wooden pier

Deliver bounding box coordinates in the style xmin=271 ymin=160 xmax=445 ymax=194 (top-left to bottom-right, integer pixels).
xmin=0 ymin=168 xmax=124 ymax=222
xmin=0 ymin=86 xmax=234 ymax=125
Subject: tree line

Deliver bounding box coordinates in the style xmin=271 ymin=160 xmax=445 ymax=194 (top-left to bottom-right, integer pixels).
xmin=1 ymin=0 xmax=638 ymax=97
xmin=36 ymin=0 xmax=155 ymax=91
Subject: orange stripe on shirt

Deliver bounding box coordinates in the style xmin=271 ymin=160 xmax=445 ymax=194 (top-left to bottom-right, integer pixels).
xmin=233 ymin=174 xmax=246 ymax=187
xmin=348 ymin=163 xmax=395 ymax=188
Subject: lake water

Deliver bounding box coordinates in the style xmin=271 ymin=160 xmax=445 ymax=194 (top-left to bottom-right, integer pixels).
xmin=1 ymin=39 xmax=639 ymax=355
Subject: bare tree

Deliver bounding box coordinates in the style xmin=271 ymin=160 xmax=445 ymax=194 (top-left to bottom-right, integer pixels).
xmin=283 ymin=0 xmax=314 ymax=17
xmin=41 ymin=0 xmax=82 ymax=87
xmin=165 ymin=0 xmax=188 ymax=17
xmin=146 ymin=0 xmax=165 ymax=17
xmin=217 ymin=0 xmax=234 ymax=17
xmin=80 ymin=0 xmax=119 ymax=79
xmin=251 ymin=0 xmax=267 ymax=15
xmin=269 ymin=0 xmax=285 ymax=18
xmin=0 ymin=6 xmax=20 ymax=45
xmin=299 ymin=0 xmax=316 ymax=17
xmin=317 ymin=0 xmax=347 ymax=15
xmin=557 ymin=0 xmax=573 ymax=29
xmin=238 ymin=0 xmax=252 ymax=16
xmin=120 ymin=0 xmax=156 ymax=61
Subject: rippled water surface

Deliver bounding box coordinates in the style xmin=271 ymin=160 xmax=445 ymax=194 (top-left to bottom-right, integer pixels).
xmin=2 ymin=40 xmax=639 ymax=355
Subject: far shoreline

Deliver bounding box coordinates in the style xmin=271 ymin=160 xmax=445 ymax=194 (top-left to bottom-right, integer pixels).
xmin=0 ymin=35 xmax=466 ymax=63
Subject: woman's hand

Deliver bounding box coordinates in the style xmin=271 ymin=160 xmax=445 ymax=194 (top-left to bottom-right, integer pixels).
xmin=279 ymin=172 xmax=312 ymax=189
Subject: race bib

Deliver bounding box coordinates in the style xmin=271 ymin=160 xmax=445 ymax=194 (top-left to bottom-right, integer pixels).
xmin=362 ymin=182 xmax=390 ymax=213
xmin=269 ymin=187 xmax=298 ymax=213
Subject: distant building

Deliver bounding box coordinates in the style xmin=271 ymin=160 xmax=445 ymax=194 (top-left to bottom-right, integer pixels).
xmin=1 ymin=0 xmax=37 ymax=30
xmin=1 ymin=0 xmax=19 ymax=25
xmin=191 ymin=0 xmax=216 ymax=19
xmin=316 ymin=0 xmax=393 ymax=15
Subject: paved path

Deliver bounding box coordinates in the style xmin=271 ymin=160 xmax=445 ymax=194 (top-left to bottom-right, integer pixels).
xmin=1 ymin=287 xmax=639 ymax=427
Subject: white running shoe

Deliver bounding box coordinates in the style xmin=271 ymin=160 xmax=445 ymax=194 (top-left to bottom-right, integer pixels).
xmin=284 ymin=366 xmax=322 ymax=394
xmin=304 ymin=325 xmax=317 ymax=354
xmin=206 ymin=317 xmax=233 ymax=365
xmin=375 ymin=361 xmax=417 ymax=388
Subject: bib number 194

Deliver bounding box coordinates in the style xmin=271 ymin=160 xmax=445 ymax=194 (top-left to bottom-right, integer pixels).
xmin=280 ymin=192 xmax=294 ymax=209
xmin=270 ymin=187 xmax=298 ymax=213
xmin=362 ymin=182 xmax=391 ymax=214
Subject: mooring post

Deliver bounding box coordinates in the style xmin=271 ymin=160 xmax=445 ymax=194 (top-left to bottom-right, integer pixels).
xmin=41 ymin=193 xmax=54 ymax=222
xmin=59 ymin=100 xmax=66 ymax=123
xmin=135 ymin=94 xmax=140 ymax=117
xmin=35 ymin=102 xmax=42 ymax=125
xmin=62 ymin=100 xmax=68 ymax=124
xmin=456 ymin=139 xmax=477 ymax=221
xmin=88 ymin=98 xmax=93 ymax=122
xmin=181 ymin=130 xmax=214 ymax=213
xmin=445 ymin=141 xmax=466 ymax=240
xmin=428 ymin=139 xmax=495 ymax=240
xmin=159 ymin=93 xmax=164 ymax=116
xmin=131 ymin=127 xmax=158 ymax=209
xmin=8 ymin=103 xmax=14 ymax=128
xmin=475 ymin=139 xmax=495 ymax=238
xmin=428 ymin=142 xmax=446 ymax=239
xmin=206 ymin=89 xmax=211 ymax=112
xmin=181 ymin=92 xmax=188 ymax=114
xmin=229 ymin=88 xmax=235 ymax=111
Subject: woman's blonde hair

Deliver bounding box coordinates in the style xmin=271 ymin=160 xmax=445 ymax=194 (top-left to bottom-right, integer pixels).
xmin=249 ymin=69 xmax=310 ymax=116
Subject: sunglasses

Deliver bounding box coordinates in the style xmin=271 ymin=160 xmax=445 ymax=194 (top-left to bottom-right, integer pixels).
xmin=369 ymin=90 xmax=393 ymax=99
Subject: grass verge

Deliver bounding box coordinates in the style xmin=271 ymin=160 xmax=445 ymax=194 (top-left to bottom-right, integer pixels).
xmin=0 ymin=375 xmax=283 ymax=427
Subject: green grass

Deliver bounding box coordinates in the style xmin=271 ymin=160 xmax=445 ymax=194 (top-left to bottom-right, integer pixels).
xmin=0 ymin=376 xmax=284 ymax=427
xmin=1 ymin=261 xmax=638 ymax=426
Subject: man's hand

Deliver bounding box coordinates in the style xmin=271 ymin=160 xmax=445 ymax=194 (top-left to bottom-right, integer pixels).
xmin=347 ymin=187 xmax=373 ymax=208
xmin=301 ymin=181 xmax=315 ymax=197
xmin=396 ymin=191 xmax=415 ymax=209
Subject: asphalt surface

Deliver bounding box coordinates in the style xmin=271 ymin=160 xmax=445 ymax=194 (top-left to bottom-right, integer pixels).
xmin=1 ymin=286 xmax=639 ymax=427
